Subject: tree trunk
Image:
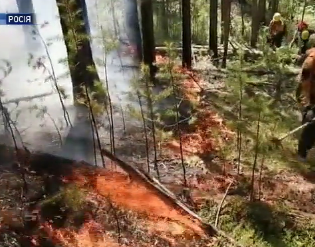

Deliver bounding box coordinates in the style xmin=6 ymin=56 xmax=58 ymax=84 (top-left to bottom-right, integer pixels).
xmin=161 ymin=0 xmax=169 ymax=39
xmin=266 ymin=0 xmax=279 ymax=23
xmin=301 ymin=0 xmax=307 ymax=21
xmin=16 ymin=0 xmax=36 ymax=22
xmin=222 ymin=0 xmax=231 ymax=68
xmin=179 ymin=0 xmax=182 ymax=20
xmin=258 ymin=0 xmax=266 ymax=25
xmin=269 ymin=0 xmax=279 ymax=14
xmin=182 ymin=0 xmax=192 ymax=68
xmin=125 ymin=0 xmax=142 ymax=60
xmin=140 ymin=0 xmax=156 ymax=78
xmin=79 ymin=0 xmax=91 ymax=36
xmin=209 ymin=0 xmax=218 ymax=61
xmin=220 ymin=0 xmax=226 ymax=44
xmin=17 ymin=0 xmax=40 ymax=48
xmin=250 ymin=0 xmax=259 ymax=47
xmin=240 ymin=0 xmax=245 ymax=36
xmin=57 ymin=0 xmax=101 ymax=102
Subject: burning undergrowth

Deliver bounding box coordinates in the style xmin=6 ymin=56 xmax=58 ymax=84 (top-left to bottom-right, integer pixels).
xmin=0 ymin=146 xmax=215 ymax=247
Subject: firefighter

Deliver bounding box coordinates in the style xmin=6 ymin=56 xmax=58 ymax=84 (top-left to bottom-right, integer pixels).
xmin=295 ymin=48 xmax=315 ymax=161
xmin=268 ymin=12 xmax=287 ymax=48
xmin=291 ymin=21 xmax=315 ymax=55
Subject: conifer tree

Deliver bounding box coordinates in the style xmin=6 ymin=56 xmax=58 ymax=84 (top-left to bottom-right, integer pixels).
xmin=56 ymin=0 xmax=103 ymax=103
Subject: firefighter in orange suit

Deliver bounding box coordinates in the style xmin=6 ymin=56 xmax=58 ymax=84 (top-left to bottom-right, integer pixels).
xmin=267 ymin=13 xmax=287 ymax=48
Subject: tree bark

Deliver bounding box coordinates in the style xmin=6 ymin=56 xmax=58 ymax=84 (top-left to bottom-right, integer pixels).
xmin=222 ymin=0 xmax=231 ymax=68
xmin=240 ymin=0 xmax=245 ymax=36
xmin=250 ymin=0 xmax=259 ymax=47
xmin=125 ymin=0 xmax=142 ymax=60
xmin=258 ymin=0 xmax=266 ymax=25
xmin=17 ymin=0 xmax=39 ymax=48
xmin=182 ymin=0 xmax=192 ymax=68
xmin=79 ymin=0 xmax=91 ymax=35
xmin=209 ymin=0 xmax=218 ymax=61
xmin=161 ymin=0 xmax=169 ymax=39
xmin=269 ymin=0 xmax=279 ymax=14
xmin=140 ymin=0 xmax=156 ymax=78
xmin=16 ymin=0 xmax=36 ymax=22
xmin=56 ymin=0 xmax=101 ymax=102
xmin=220 ymin=0 xmax=227 ymax=44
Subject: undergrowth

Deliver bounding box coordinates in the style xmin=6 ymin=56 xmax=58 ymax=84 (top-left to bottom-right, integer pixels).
xmin=200 ymin=197 xmax=315 ymax=247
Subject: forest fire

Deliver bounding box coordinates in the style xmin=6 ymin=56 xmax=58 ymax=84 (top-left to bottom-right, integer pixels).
xmin=0 ymin=148 xmax=213 ymax=247
xmin=156 ymin=54 xmax=235 ymax=157
xmin=40 ymin=221 xmax=120 ymax=247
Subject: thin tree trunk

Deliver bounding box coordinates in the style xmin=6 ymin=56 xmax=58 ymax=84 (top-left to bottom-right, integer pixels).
xmin=125 ymin=0 xmax=142 ymax=60
xmin=220 ymin=0 xmax=227 ymax=44
xmin=301 ymin=0 xmax=307 ymax=21
xmin=17 ymin=0 xmax=39 ymax=48
xmin=161 ymin=0 xmax=169 ymax=39
xmin=250 ymin=111 xmax=261 ymax=201
xmin=250 ymin=0 xmax=259 ymax=47
xmin=270 ymin=0 xmax=279 ymax=13
xmin=240 ymin=2 xmax=245 ymax=36
xmin=182 ymin=0 xmax=192 ymax=68
xmin=16 ymin=0 xmax=36 ymax=23
xmin=266 ymin=0 xmax=279 ymax=23
xmin=140 ymin=0 xmax=156 ymax=78
xmin=222 ymin=0 xmax=231 ymax=68
xmin=209 ymin=0 xmax=218 ymax=61
xmin=258 ymin=0 xmax=266 ymax=25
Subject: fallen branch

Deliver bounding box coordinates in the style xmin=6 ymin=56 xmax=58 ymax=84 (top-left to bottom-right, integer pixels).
xmin=215 ymin=180 xmax=234 ymax=227
xmin=155 ymin=42 xmax=263 ymax=58
xmin=246 ymin=80 xmax=272 ymax=86
xmin=2 ymin=92 xmax=54 ymax=105
xmin=100 ymin=148 xmax=245 ymax=247
xmin=204 ymin=67 xmax=300 ymax=76
xmin=155 ymin=46 xmax=212 ymax=57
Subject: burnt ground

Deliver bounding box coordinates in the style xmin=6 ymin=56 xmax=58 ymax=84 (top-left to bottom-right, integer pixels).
xmin=0 ymin=145 xmax=219 ymax=247
xmin=107 ymin=55 xmax=315 ymax=245
xmin=1 ymin=54 xmax=315 ymax=247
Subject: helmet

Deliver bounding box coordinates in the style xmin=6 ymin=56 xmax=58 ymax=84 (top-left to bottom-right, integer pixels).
xmin=273 ymin=12 xmax=281 ymax=21
xmin=301 ymin=30 xmax=310 ymax=40
xmin=298 ymin=21 xmax=308 ymax=31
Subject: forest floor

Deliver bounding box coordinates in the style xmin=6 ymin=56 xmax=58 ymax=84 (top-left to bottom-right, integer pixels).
xmin=154 ymin=54 xmax=315 ymax=246
xmin=1 ymin=52 xmax=315 ymax=247
xmin=0 ymin=145 xmax=217 ymax=247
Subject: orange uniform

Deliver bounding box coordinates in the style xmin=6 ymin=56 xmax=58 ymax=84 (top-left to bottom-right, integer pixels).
xmin=296 ymin=48 xmax=315 ymax=106
xmin=296 ymin=48 xmax=315 ymax=160
xmin=267 ymin=13 xmax=286 ymax=48
xmin=269 ymin=20 xmax=286 ymax=36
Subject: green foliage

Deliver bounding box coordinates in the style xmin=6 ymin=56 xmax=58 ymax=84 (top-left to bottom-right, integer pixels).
xmin=153 ymin=0 xmax=209 ymax=44
xmin=41 ymin=185 xmax=86 ymax=210
xmin=152 ymin=0 xmax=315 ymax=48
xmin=200 ymin=197 xmax=315 ymax=247
xmin=56 ymin=0 xmax=111 ymax=106
xmin=218 ymin=36 xmax=302 ymax=171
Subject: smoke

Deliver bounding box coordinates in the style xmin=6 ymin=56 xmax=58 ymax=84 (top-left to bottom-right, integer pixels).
xmin=0 ymin=0 xmax=140 ymax=165
xmin=0 ymin=0 xmax=73 ymax=152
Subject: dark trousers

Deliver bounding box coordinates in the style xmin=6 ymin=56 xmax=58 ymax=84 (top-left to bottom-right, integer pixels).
xmin=268 ymin=32 xmax=284 ymax=48
xmin=299 ymin=40 xmax=308 ymax=54
xmin=298 ymin=108 xmax=315 ymax=158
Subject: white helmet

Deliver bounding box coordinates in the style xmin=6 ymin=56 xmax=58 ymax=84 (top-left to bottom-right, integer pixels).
xmin=273 ymin=12 xmax=281 ymax=21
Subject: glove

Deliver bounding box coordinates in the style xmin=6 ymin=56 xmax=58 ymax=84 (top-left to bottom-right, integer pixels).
xmin=305 ymin=109 xmax=314 ymax=121
xmin=303 ymin=105 xmax=315 ymax=122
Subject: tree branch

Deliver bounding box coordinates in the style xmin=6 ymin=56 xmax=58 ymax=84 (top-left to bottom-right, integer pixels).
xmin=100 ymin=148 xmax=245 ymax=247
